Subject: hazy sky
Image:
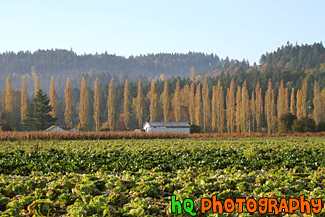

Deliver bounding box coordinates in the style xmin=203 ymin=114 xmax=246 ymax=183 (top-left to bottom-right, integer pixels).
xmin=1 ymin=0 xmax=324 ymax=64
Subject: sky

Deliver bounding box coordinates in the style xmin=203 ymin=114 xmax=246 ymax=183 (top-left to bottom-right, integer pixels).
xmin=0 ymin=0 xmax=324 ymax=64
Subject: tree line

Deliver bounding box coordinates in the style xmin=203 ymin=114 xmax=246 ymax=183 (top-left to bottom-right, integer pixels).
xmin=1 ymin=75 xmax=324 ymax=132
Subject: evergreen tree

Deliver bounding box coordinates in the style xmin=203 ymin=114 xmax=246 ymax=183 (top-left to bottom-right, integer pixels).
xmin=23 ymin=90 xmax=57 ymax=131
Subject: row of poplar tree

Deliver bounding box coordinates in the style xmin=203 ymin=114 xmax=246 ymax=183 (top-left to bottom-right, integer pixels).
xmin=1 ymin=75 xmax=325 ymax=132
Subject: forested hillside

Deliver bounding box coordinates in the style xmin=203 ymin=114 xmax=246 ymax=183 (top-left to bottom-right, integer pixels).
xmin=0 ymin=50 xmax=223 ymax=96
xmin=0 ymin=42 xmax=324 ymax=132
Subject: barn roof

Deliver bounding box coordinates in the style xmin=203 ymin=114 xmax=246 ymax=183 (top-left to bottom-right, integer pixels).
xmin=44 ymin=125 xmax=64 ymax=132
xmin=145 ymin=122 xmax=190 ymax=127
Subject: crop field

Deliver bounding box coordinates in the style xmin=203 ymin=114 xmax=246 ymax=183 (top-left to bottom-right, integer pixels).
xmin=0 ymin=138 xmax=324 ymax=216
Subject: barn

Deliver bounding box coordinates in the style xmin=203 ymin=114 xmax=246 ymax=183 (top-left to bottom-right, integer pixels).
xmin=143 ymin=122 xmax=190 ymax=134
xmin=44 ymin=125 xmax=65 ymax=132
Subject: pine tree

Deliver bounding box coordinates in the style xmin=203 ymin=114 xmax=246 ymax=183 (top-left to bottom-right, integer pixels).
xmin=34 ymin=76 xmax=40 ymax=97
xmin=49 ymin=76 xmax=56 ymax=118
xmin=174 ymin=79 xmax=181 ymax=122
xmin=216 ymin=79 xmax=224 ymax=133
xmin=21 ymin=76 xmax=28 ymax=123
xmin=79 ymin=77 xmax=89 ymax=130
xmin=162 ymin=79 xmax=169 ymax=122
xmin=107 ymin=78 xmax=115 ymax=130
xmin=5 ymin=77 xmax=13 ymax=127
xmin=23 ymin=90 xmax=57 ymax=131
xmin=235 ymin=85 xmax=242 ymax=133
xmin=202 ymin=78 xmax=210 ymax=132
xmin=290 ymin=88 xmax=295 ymax=115
xmin=93 ymin=78 xmax=100 ymax=131
xmin=123 ymin=79 xmax=130 ymax=129
xmin=296 ymin=89 xmax=303 ymax=119
xmin=194 ymin=84 xmax=202 ymax=127
xmin=255 ymin=82 xmax=263 ymax=132
xmin=64 ymin=77 xmax=72 ymax=128
xmin=136 ymin=79 xmax=143 ymax=128
xmin=226 ymin=78 xmax=235 ymax=133
xmin=147 ymin=79 xmax=158 ymax=122
xmin=189 ymin=80 xmax=195 ymax=125
xmin=313 ymin=80 xmax=320 ymax=124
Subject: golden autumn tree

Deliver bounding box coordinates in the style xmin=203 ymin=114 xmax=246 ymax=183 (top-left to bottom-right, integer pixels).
xmin=313 ymin=80 xmax=320 ymax=124
xmin=107 ymin=78 xmax=115 ymax=131
xmin=226 ymin=78 xmax=235 ymax=133
xmin=79 ymin=77 xmax=88 ymax=130
xmin=189 ymin=80 xmax=195 ymax=125
xmin=241 ymin=81 xmax=249 ymax=132
xmin=147 ymin=79 xmax=158 ymax=122
xmin=255 ymin=82 xmax=263 ymax=132
xmin=174 ymin=79 xmax=181 ymax=122
xmin=265 ymin=79 xmax=275 ymax=133
xmin=290 ymin=88 xmax=295 ymax=115
xmin=296 ymin=89 xmax=303 ymax=119
xmin=162 ymin=79 xmax=169 ymax=122
xmin=135 ymin=79 xmax=143 ymax=128
xmin=180 ymin=84 xmax=190 ymax=121
xmin=235 ymin=85 xmax=242 ymax=133
xmin=211 ymin=86 xmax=217 ymax=132
xmin=93 ymin=78 xmax=100 ymax=131
xmin=123 ymin=79 xmax=130 ymax=129
xmin=216 ymin=79 xmax=224 ymax=133
xmin=34 ymin=76 xmax=40 ymax=97
xmin=21 ymin=76 xmax=28 ymax=123
xmin=5 ymin=77 xmax=13 ymax=127
xmin=301 ymin=77 xmax=308 ymax=117
xmin=194 ymin=83 xmax=202 ymax=127
xmin=277 ymin=80 xmax=289 ymax=119
xmin=202 ymin=78 xmax=211 ymax=132
xmin=49 ymin=76 xmax=56 ymax=118
xmin=64 ymin=77 xmax=72 ymax=128
xmin=250 ymin=90 xmax=256 ymax=132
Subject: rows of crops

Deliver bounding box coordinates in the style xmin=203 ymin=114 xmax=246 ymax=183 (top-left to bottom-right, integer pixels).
xmin=0 ymin=138 xmax=324 ymax=216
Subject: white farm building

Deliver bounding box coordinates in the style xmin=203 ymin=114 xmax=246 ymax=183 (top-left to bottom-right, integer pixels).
xmin=143 ymin=122 xmax=190 ymax=134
